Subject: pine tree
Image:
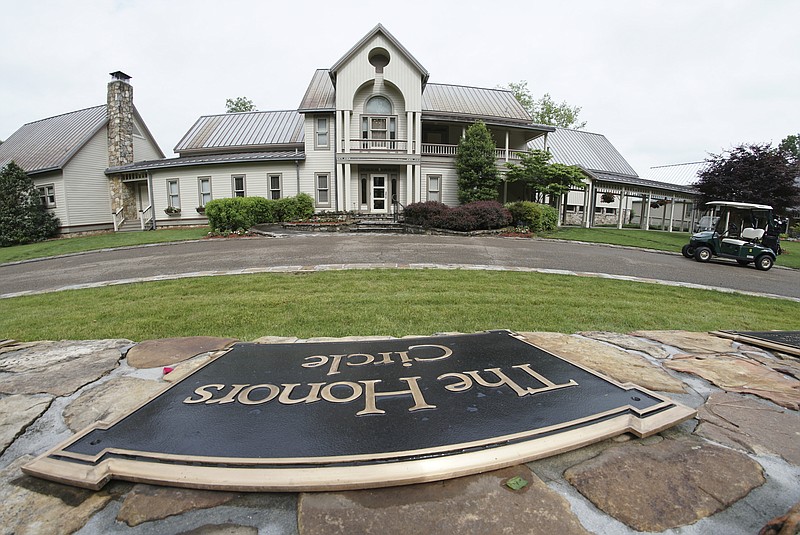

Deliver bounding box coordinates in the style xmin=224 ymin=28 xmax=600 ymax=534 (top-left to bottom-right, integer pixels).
xmin=455 ymin=121 xmax=500 ymax=203
xmin=0 ymin=161 xmax=60 ymax=246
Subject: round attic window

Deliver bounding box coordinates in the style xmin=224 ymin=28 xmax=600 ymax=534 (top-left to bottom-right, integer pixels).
xmin=368 ymin=48 xmax=390 ymax=73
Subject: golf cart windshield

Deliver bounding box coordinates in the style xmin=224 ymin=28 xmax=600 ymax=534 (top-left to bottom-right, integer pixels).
xmin=712 ymin=207 xmax=774 ymax=238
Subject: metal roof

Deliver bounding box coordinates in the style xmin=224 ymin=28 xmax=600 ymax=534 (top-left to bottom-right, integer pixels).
xmin=0 ymin=106 xmax=107 ymax=174
xmin=298 ymin=69 xmax=336 ymax=112
xmin=529 ymin=128 xmax=639 ymax=177
xmin=174 ymin=110 xmax=304 ymax=154
xmin=107 ymin=151 xmax=305 ymax=174
xmin=646 ymin=162 xmax=706 ymax=186
xmin=422 ymin=84 xmax=534 ymax=124
xmin=590 ymin=171 xmax=697 ymax=195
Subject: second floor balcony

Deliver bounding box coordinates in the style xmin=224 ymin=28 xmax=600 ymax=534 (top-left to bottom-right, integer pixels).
xmin=346 ymin=140 xmax=529 ymax=161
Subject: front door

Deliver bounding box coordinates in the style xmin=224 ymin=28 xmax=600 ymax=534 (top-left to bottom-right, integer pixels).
xmin=371 ymin=175 xmax=387 ymax=213
xmin=136 ymin=182 xmax=149 ymax=211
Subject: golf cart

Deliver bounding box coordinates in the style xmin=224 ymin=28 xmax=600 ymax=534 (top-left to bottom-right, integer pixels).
xmin=681 ymin=201 xmax=782 ymax=270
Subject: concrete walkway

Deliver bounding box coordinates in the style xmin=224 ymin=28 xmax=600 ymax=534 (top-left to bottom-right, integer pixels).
xmin=1 ymin=331 xmax=798 ymax=534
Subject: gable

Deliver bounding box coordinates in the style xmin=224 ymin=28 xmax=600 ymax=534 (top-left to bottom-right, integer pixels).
xmin=0 ymin=106 xmax=106 ymax=174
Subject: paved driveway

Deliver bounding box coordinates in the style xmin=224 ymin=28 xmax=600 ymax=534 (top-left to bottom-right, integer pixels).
xmin=1 ymin=234 xmax=798 ymax=299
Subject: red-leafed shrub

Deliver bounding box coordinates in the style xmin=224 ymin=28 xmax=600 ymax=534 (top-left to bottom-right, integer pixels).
xmin=404 ymin=201 xmax=511 ymax=231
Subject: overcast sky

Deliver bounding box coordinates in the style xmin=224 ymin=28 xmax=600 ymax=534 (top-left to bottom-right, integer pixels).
xmin=1 ymin=0 xmax=797 ymax=177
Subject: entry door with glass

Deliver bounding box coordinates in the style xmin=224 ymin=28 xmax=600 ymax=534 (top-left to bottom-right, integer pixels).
xmin=371 ymin=175 xmax=387 ymax=213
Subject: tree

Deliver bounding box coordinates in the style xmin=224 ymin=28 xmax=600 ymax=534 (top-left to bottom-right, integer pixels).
xmin=455 ymin=121 xmax=501 ymax=203
xmin=696 ymin=143 xmax=800 ymax=214
xmin=0 ymin=161 xmax=60 ymax=246
xmin=504 ymin=149 xmax=585 ymax=202
xmin=504 ymin=81 xmax=586 ymax=129
xmin=779 ymin=134 xmax=799 ymax=162
xmin=225 ymin=97 xmax=257 ymax=113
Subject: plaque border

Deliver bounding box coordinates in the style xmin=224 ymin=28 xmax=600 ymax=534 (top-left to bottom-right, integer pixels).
xmin=713 ymin=330 xmax=800 ymax=357
xmin=23 ymin=331 xmax=696 ymax=491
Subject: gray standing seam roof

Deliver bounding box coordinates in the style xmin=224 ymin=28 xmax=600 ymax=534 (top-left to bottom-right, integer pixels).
xmin=107 ymin=151 xmax=306 ymax=174
xmin=0 ymin=106 xmax=107 ymax=174
xmin=529 ymin=128 xmax=639 ymax=177
xmin=646 ymin=162 xmax=706 ymax=186
xmin=174 ymin=110 xmax=305 ymax=154
xmin=422 ymin=84 xmax=533 ymax=124
xmin=298 ymin=69 xmax=336 ymax=111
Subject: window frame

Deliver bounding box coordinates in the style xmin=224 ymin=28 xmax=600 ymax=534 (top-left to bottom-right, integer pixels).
xmin=268 ymin=174 xmax=282 ymax=200
xmin=315 ymin=173 xmax=331 ymax=208
xmin=232 ymin=175 xmax=246 ymax=197
xmin=427 ymin=174 xmax=441 ymax=203
xmin=37 ymin=184 xmax=56 ymax=209
xmin=315 ymin=117 xmax=329 ymax=150
xmin=167 ymin=179 xmax=181 ymax=208
xmin=197 ymin=176 xmax=212 ymax=207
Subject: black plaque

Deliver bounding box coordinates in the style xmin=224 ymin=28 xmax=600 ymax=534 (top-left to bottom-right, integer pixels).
xmin=24 ymin=331 xmax=694 ymax=491
xmin=716 ymin=330 xmax=800 ymax=356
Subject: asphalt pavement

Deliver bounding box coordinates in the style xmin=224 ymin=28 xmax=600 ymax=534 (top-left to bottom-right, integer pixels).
xmin=1 ymin=234 xmax=798 ymax=300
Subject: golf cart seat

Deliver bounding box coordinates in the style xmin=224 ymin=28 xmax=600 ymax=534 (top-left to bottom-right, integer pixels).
xmin=741 ymin=227 xmax=764 ymax=242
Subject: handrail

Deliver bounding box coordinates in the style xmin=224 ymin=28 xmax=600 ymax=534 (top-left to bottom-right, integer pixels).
xmin=349 ymin=139 xmax=408 ymax=151
xmin=391 ymin=194 xmax=406 ymax=223
xmin=139 ymin=204 xmax=153 ymax=230
xmin=112 ymin=207 xmax=124 ymax=232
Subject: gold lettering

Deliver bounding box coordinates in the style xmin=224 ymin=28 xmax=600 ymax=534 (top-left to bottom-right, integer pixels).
xmin=206 ymin=384 xmax=250 ymax=404
xmin=302 ymin=355 xmax=328 ymax=369
xmin=346 ymin=353 xmax=375 ymax=366
xmin=397 ymin=351 xmax=413 ymax=367
xmin=375 ymin=352 xmax=394 ymax=365
xmin=278 ymin=383 xmax=324 ymax=405
xmin=357 ymin=377 xmax=436 ymax=415
xmin=183 ymin=384 xmax=225 ymax=404
xmin=464 ymin=369 xmax=534 ymax=397
xmin=410 ymin=344 xmax=453 ymax=363
xmin=321 ymin=381 xmax=363 ymax=403
xmin=326 ymin=354 xmax=347 ymax=376
xmin=512 ymin=364 xmax=578 ymax=393
xmin=237 ymin=384 xmax=280 ymax=405
xmin=437 ymin=372 xmax=473 ymax=392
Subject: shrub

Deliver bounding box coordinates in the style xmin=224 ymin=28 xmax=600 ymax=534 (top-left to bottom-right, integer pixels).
xmin=404 ymin=201 xmax=511 ymax=232
xmin=0 ymin=161 xmax=60 ymax=246
xmin=204 ymin=193 xmax=315 ymax=232
xmin=403 ymin=201 xmax=449 ymax=227
xmin=506 ymin=201 xmax=558 ymax=232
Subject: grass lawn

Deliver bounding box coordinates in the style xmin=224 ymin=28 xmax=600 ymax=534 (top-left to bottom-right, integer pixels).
xmin=540 ymin=227 xmax=800 ymax=269
xmin=1 ymin=270 xmax=798 ymax=342
xmin=0 ymin=227 xmax=210 ymax=264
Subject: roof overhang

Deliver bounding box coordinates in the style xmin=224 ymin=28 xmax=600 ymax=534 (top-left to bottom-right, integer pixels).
xmin=106 ymin=151 xmax=306 ymax=175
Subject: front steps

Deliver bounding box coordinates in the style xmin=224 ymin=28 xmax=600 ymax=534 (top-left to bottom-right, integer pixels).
xmin=349 ymin=216 xmax=405 ymax=233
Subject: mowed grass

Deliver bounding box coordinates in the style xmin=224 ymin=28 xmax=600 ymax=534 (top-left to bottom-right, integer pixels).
xmin=539 ymin=227 xmax=800 ymax=269
xmin=1 ymin=270 xmax=798 ymax=342
xmin=0 ymin=228 xmax=210 ymax=264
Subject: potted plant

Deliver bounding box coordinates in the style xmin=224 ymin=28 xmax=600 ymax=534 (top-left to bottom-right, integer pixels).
xmin=164 ymin=206 xmax=181 ymax=215
xmin=196 ymin=206 xmax=206 ymax=214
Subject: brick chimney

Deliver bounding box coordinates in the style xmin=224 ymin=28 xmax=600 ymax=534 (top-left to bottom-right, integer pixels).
xmin=107 ymin=71 xmax=134 ymax=167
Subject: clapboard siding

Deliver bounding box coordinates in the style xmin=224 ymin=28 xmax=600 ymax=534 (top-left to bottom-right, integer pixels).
xmin=302 ymin=113 xmax=336 ymax=208
xmin=61 ymin=128 xmax=112 ymax=227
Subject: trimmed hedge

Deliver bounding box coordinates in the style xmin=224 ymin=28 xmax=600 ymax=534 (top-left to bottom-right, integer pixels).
xmin=204 ymin=193 xmax=314 ymax=232
xmin=506 ymin=201 xmax=558 ymax=232
xmin=404 ymin=200 xmax=511 ymax=232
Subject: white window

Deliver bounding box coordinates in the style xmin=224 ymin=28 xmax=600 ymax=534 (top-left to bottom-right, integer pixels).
xmin=269 ymin=174 xmax=282 ymax=200
xmin=37 ymin=184 xmax=56 ymax=208
xmin=427 ymin=175 xmax=441 ymax=202
xmin=316 ymin=173 xmax=330 ymax=207
xmin=232 ymin=175 xmax=246 ymax=197
xmin=198 ymin=177 xmax=212 ymax=207
xmin=315 ymin=117 xmax=329 ymax=149
xmin=361 ymin=96 xmax=396 ymax=149
xmin=167 ymin=179 xmax=180 ymax=208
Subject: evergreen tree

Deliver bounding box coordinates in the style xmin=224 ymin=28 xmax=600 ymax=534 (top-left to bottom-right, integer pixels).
xmin=455 ymin=121 xmax=500 ymax=203
xmin=0 ymin=161 xmax=60 ymax=246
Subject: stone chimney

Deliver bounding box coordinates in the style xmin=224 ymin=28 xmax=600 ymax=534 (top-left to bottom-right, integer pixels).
xmin=107 ymin=71 xmax=134 ymax=168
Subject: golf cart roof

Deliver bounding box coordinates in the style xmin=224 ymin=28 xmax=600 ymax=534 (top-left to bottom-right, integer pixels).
xmin=706 ymin=200 xmax=773 ymax=210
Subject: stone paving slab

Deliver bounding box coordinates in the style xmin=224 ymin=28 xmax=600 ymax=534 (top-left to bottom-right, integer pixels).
xmin=0 ymin=331 xmax=798 ymax=534
xmin=125 ymin=337 xmax=238 ymax=369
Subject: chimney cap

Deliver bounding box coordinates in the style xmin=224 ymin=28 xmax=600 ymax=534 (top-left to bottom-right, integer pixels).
xmin=109 ymin=71 xmax=132 ymax=82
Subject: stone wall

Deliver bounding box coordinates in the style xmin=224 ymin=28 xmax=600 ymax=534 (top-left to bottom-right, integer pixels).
xmin=107 ymin=80 xmax=134 ymax=168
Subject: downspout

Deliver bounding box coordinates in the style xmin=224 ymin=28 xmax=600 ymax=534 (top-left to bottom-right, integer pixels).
xmin=295 ymin=148 xmax=300 ymax=194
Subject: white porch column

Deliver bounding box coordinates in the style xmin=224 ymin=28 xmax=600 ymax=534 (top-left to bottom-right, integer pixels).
xmin=644 ymin=194 xmax=652 ymax=230
xmin=504 ymin=131 xmax=509 ymax=162
xmin=583 ymin=184 xmax=592 ymax=228
xmin=336 ymin=111 xmax=343 ymax=153
xmin=343 ymin=163 xmax=351 ymax=212
xmin=407 ymin=111 xmax=413 ymax=154
xmin=668 ymin=198 xmax=676 ymax=232
xmin=406 ymin=164 xmax=414 ymax=205
xmin=415 ymin=112 xmax=422 ymax=156
xmin=343 ymin=111 xmax=350 ymax=153
xmin=617 ymin=188 xmax=626 ymax=229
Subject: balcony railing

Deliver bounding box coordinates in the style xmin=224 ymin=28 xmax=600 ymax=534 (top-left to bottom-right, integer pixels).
xmin=421 ymin=143 xmax=527 ymax=161
xmin=349 ymin=139 xmax=408 ymax=151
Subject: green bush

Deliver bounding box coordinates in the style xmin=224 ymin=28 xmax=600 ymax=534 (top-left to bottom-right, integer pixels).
xmin=506 ymin=201 xmax=558 ymax=232
xmin=204 ymin=193 xmax=315 ymax=232
xmin=0 ymin=161 xmax=60 ymax=246
xmin=404 ymin=201 xmax=511 ymax=231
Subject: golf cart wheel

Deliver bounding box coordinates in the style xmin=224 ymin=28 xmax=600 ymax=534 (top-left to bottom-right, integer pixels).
xmin=681 ymin=244 xmax=695 ymax=259
xmin=694 ymin=246 xmax=712 ymax=263
xmin=755 ymin=254 xmax=774 ymax=271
